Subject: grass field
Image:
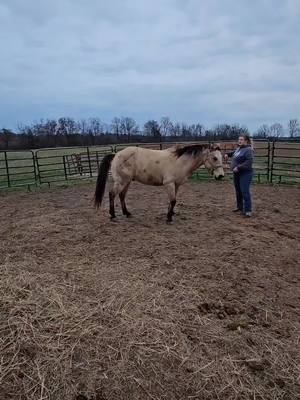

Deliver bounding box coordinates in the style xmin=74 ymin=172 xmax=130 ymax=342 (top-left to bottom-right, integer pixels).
xmin=0 ymin=142 xmax=299 ymax=190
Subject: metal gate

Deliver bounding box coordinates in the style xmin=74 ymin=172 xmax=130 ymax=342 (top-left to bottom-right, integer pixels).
xmin=63 ymin=148 xmax=114 ymax=180
xmin=0 ymin=151 xmax=36 ymax=189
xmin=270 ymin=141 xmax=300 ymax=184
xmin=36 ymin=146 xmax=114 ymax=185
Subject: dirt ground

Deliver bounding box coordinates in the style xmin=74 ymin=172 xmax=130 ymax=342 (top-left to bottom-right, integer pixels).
xmin=0 ymin=181 xmax=299 ymax=400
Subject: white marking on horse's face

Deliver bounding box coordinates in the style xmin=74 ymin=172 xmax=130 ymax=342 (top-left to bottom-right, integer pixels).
xmin=206 ymin=150 xmax=225 ymax=180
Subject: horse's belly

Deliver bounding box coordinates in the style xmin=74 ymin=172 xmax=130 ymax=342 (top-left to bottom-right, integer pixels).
xmin=134 ymin=152 xmax=170 ymax=186
xmin=135 ymin=175 xmax=163 ymax=186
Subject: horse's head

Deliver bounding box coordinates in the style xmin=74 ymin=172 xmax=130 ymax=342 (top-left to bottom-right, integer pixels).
xmin=205 ymin=145 xmax=225 ymax=180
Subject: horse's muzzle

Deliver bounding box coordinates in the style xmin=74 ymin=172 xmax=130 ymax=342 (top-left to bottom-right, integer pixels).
xmin=215 ymin=175 xmax=224 ymax=181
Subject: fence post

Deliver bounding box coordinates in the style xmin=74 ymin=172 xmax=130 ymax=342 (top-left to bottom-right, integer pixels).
xmin=63 ymin=156 xmax=68 ymax=181
xmin=31 ymin=151 xmax=38 ymax=187
xmin=95 ymin=151 xmax=99 ymax=169
xmin=270 ymin=141 xmax=275 ymax=184
xmin=35 ymin=152 xmax=42 ymax=185
xmin=267 ymin=140 xmax=271 ymax=183
xmin=86 ymin=147 xmax=93 ymax=177
xmin=4 ymin=151 xmax=10 ymax=187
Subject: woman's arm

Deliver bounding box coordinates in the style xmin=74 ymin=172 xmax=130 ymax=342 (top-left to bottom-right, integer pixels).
xmin=226 ymin=151 xmax=235 ymax=158
xmin=224 ymin=150 xmax=234 ymax=162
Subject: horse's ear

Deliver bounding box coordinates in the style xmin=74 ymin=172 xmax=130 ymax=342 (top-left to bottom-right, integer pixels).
xmin=209 ymin=143 xmax=221 ymax=152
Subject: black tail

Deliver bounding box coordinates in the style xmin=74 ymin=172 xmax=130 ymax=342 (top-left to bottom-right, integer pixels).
xmin=94 ymin=153 xmax=115 ymax=208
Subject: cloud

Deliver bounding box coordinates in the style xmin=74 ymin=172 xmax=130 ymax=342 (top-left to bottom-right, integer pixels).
xmin=0 ymin=0 xmax=299 ymax=131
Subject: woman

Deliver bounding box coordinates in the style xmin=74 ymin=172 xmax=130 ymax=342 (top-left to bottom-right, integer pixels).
xmin=224 ymin=134 xmax=254 ymax=217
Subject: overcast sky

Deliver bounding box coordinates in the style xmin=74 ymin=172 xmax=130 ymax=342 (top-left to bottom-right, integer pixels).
xmin=0 ymin=0 xmax=299 ymax=131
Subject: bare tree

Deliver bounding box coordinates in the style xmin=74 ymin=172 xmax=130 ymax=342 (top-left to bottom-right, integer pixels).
xmin=42 ymin=119 xmax=58 ymax=147
xmin=189 ymin=123 xmax=204 ymax=139
xmin=0 ymin=128 xmax=14 ymax=150
xmin=144 ymin=120 xmax=160 ymax=138
xmin=89 ymin=118 xmax=104 ymax=135
xmin=111 ymin=117 xmax=122 ymax=138
xmin=214 ymin=124 xmax=232 ymax=140
xmin=171 ymin=123 xmax=181 ymax=137
xmin=86 ymin=118 xmax=105 ymax=145
xmin=270 ymin=123 xmax=283 ymax=138
xmin=160 ymin=117 xmax=173 ymax=137
xmin=120 ymin=117 xmax=139 ymax=142
xmin=181 ymin=123 xmax=190 ymax=138
xmin=18 ymin=125 xmax=35 ymax=148
xmin=45 ymin=119 xmax=58 ymax=136
xmin=56 ymin=118 xmax=78 ymax=145
xmin=288 ymin=119 xmax=299 ymax=138
xmin=79 ymin=119 xmax=87 ymax=135
xmin=231 ymin=125 xmax=249 ymax=138
xmin=255 ymin=124 xmax=270 ymax=139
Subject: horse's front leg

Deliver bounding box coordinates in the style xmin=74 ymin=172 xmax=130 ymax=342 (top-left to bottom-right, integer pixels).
xmin=172 ymin=183 xmax=180 ymax=216
xmin=165 ymin=183 xmax=176 ymax=223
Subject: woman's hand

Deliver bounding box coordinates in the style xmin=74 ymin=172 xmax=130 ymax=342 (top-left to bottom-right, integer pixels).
xmin=224 ymin=154 xmax=229 ymax=162
xmin=233 ymin=167 xmax=239 ymax=173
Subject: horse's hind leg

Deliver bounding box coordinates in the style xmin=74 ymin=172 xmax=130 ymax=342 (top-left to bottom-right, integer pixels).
xmin=109 ymin=189 xmax=116 ymax=219
xmin=109 ymin=181 xmax=131 ymax=219
xmin=165 ymin=183 xmax=176 ymax=222
xmin=109 ymin=181 xmax=123 ymax=219
xmin=119 ymin=182 xmax=131 ymax=217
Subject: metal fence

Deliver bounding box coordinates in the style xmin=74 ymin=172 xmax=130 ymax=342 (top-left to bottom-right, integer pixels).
xmin=0 ymin=151 xmax=37 ymax=190
xmin=0 ymin=140 xmax=299 ymax=190
xmin=35 ymin=146 xmax=114 ymax=186
xmin=271 ymin=141 xmax=300 ymax=184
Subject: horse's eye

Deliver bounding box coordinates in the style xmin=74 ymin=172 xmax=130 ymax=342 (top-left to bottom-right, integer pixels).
xmin=213 ymin=156 xmax=218 ymax=161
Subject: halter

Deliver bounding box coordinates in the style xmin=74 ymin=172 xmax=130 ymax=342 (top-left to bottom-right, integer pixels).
xmin=205 ymin=147 xmax=222 ymax=175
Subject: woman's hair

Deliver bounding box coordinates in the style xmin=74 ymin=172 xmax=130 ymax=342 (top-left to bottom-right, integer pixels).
xmin=239 ymin=134 xmax=254 ymax=149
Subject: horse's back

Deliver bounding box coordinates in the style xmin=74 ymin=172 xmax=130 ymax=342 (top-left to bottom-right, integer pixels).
xmin=115 ymin=146 xmax=137 ymax=159
xmin=115 ymin=146 xmax=169 ymax=164
xmin=134 ymin=147 xmax=176 ymax=185
xmin=112 ymin=146 xmax=173 ymax=185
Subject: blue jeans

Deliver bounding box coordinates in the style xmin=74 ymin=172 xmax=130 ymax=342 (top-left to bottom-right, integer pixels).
xmin=233 ymin=171 xmax=253 ymax=212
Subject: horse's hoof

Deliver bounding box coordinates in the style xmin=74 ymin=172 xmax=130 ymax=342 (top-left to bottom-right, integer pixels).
xmin=126 ymin=213 xmax=132 ymax=218
xmin=110 ymin=216 xmax=117 ymax=221
xmin=166 ymin=219 xmax=173 ymax=225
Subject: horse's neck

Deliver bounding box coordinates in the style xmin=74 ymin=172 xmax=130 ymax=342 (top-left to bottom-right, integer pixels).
xmin=179 ymin=153 xmax=206 ymax=173
xmin=190 ymin=154 xmax=206 ymax=171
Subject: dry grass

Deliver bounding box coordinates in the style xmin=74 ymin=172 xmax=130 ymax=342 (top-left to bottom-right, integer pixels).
xmin=1 ymin=265 xmax=299 ymax=400
xmin=0 ymin=182 xmax=300 ymax=400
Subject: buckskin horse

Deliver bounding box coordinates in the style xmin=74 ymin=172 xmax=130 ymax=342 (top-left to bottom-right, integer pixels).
xmin=94 ymin=144 xmax=224 ymax=222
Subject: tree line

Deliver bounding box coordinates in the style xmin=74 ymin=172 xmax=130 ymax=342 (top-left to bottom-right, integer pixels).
xmin=0 ymin=116 xmax=299 ymax=150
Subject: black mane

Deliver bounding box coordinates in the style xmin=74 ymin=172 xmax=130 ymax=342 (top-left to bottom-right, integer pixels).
xmin=174 ymin=144 xmax=208 ymax=158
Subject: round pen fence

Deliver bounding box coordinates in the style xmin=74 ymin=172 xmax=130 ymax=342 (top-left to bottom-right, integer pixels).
xmin=35 ymin=146 xmax=114 ymax=185
xmin=0 ymin=140 xmax=299 ymax=190
xmin=271 ymin=141 xmax=300 ymax=184
xmin=0 ymin=151 xmax=37 ymax=190
xmin=63 ymin=148 xmax=114 ymax=180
